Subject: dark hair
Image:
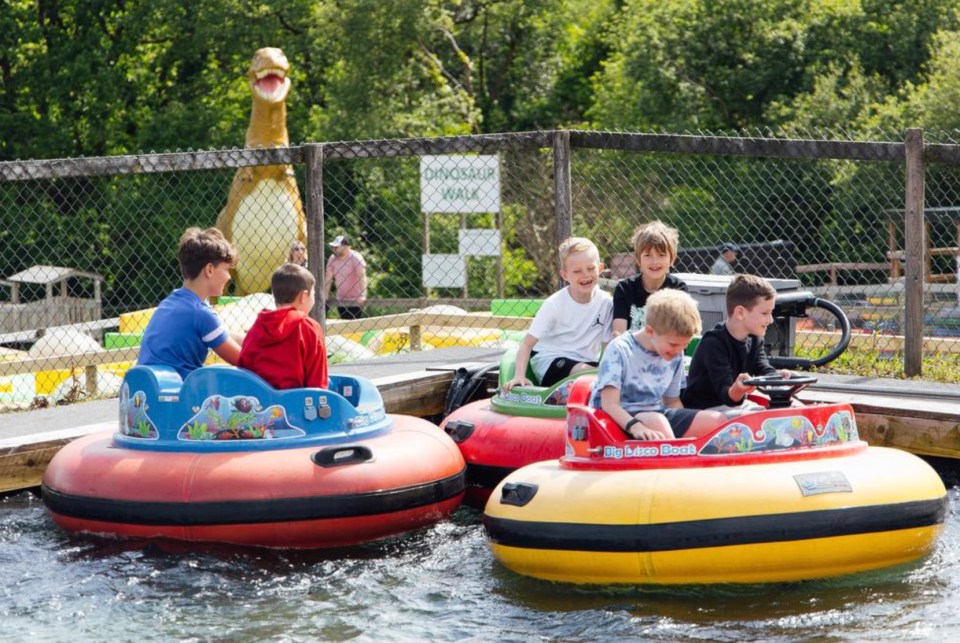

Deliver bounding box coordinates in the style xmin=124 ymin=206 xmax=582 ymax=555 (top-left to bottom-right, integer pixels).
xmin=272 ymin=263 xmax=315 ymax=305
xmin=177 ymin=227 xmax=238 ymax=280
xmin=726 ymin=274 xmax=776 ymax=315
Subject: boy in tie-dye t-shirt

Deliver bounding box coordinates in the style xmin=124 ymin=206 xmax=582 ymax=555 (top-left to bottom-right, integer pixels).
xmin=590 ymin=290 xmax=724 ymax=441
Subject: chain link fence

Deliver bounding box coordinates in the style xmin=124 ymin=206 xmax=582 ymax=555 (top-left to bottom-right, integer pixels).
xmin=0 ymin=129 xmax=955 ymax=408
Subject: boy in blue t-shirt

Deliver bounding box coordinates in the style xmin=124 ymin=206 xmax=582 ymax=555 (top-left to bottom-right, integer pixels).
xmin=590 ymin=289 xmax=724 ymax=440
xmin=137 ymin=227 xmax=244 ymax=378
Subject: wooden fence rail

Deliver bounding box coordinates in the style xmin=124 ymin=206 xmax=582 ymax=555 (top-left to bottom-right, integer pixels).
xmin=0 ymin=312 xmax=534 ymax=395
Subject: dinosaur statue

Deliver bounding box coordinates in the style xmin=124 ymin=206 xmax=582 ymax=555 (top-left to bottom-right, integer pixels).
xmin=216 ymin=47 xmax=306 ymax=295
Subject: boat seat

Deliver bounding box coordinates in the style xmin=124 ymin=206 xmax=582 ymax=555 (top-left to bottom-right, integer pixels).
xmin=121 ymin=365 xmax=388 ymax=443
xmin=497 ymin=347 xmax=539 ymax=388
xmin=567 ymin=374 xmax=596 ymax=405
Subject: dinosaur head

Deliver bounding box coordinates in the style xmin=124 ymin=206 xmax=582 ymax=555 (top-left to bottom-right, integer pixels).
xmin=247 ymin=47 xmax=291 ymax=105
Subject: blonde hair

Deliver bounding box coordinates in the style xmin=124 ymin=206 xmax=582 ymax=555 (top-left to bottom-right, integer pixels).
xmin=287 ymin=240 xmax=307 ymax=264
xmin=726 ymin=274 xmax=776 ymax=315
xmin=632 ymin=220 xmax=679 ymax=264
xmin=558 ymin=236 xmax=600 ymax=270
xmin=645 ymin=289 xmax=701 ymax=337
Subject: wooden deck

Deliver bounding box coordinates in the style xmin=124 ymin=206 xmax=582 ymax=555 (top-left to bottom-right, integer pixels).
xmin=2 ymin=347 xmax=959 ymax=494
xmin=0 ymin=347 xmax=504 ymax=494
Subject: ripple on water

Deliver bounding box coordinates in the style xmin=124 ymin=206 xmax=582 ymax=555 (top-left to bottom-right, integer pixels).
xmin=2 ymin=487 xmax=960 ymax=641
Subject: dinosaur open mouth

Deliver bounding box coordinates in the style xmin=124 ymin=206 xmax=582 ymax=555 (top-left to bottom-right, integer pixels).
xmin=254 ymin=68 xmax=290 ymax=101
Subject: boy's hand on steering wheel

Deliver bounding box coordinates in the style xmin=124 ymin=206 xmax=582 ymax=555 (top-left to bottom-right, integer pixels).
xmin=730 ymin=373 xmax=755 ymax=400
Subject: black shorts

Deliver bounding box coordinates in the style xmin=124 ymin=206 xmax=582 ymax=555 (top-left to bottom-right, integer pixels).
xmin=661 ymin=407 xmax=700 ymax=438
xmin=540 ymin=357 xmax=599 ymax=388
xmin=337 ymin=306 xmax=365 ymax=320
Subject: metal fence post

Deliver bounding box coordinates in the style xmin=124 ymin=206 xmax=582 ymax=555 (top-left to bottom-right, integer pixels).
xmin=553 ymin=130 xmax=573 ymax=243
xmin=304 ymin=144 xmax=325 ymax=327
xmin=904 ymin=128 xmax=925 ymax=377
xmin=553 ymin=130 xmax=572 ymax=290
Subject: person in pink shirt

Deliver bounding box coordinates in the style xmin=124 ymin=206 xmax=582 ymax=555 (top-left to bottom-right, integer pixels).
xmin=324 ymin=234 xmax=367 ymax=319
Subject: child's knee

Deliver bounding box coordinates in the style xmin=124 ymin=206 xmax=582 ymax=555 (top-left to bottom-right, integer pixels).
xmin=705 ymin=410 xmax=726 ymax=424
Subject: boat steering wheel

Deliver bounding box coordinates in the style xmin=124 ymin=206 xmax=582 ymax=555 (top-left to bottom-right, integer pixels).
xmin=742 ymin=374 xmax=818 ymax=409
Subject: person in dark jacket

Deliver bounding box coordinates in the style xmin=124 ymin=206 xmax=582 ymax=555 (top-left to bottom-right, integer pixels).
xmin=238 ymin=263 xmax=328 ymax=390
xmin=681 ymin=274 xmax=790 ymax=414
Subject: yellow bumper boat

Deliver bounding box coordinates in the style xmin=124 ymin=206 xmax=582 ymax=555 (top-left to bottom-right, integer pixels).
xmin=484 ymin=376 xmax=947 ymax=585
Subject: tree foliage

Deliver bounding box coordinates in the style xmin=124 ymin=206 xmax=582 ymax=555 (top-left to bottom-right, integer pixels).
xmin=6 ymin=0 xmax=960 ymax=307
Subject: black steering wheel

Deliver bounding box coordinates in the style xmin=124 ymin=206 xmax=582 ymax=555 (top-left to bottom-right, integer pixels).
xmin=743 ymin=374 xmax=817 ymax=409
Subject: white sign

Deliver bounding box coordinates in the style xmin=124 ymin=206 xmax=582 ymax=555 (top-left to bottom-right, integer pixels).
xmin=459 ymin=229 xmax=502 ymax=256
xmin=422 ymin=254 xmax=467 ymax=288
xmin=420 ymin=155 xmax=500 ymax=213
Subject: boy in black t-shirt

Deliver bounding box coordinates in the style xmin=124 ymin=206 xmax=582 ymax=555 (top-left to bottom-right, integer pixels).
xmin=681 ymin=274 xmax=792 ymax=414
xmin=612 ymin=220 xmax=688 ymax=338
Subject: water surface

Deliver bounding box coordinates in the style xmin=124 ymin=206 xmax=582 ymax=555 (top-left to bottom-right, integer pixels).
xmin=2 ymin=488 xmax=959 ymax=642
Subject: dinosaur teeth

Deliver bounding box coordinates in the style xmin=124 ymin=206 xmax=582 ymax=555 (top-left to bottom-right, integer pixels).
xmin=255 ymin=68 xmax=287 ymax=80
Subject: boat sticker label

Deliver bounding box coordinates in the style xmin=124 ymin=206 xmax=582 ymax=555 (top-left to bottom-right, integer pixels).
xmin=602 ymin=443 xmax=697 ymax=459
xmin=177 ymin=394 xmax=306 ymax=440
xmin=498 ymin=390 xmax=546 ymax=405
xmin=544 ymin=380 xmax=575 ymax=405
xmin=793 ymin=471 xmax=853 ymax=496
xmin=119 ymin=383 xmax=159 ymax=439
xmin=700 ymin=410 xmax=856 ymax=455
xmin=347 ymin=407 xmax=387 ymax=429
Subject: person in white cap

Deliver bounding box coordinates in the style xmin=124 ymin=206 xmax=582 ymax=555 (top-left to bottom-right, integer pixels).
xmin=325 ymin=234 xmax=367 ymax=319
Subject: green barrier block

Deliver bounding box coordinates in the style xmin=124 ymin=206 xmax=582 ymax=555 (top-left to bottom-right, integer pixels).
xmin=105 ymin=332 xmax=143 ymax=349
xmin=360 ymin=329 xmax=381 ymax=346
xmin=491 ymin=299 xmax=544 ymax=317
xmin=685 ymin=335 xmax=701 ymax=357
xmin=216 ymin=296 xmax=242 ymax=305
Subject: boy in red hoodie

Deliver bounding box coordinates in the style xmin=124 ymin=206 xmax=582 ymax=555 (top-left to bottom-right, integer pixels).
xmin=238 ymin=263 xmax=329 ymax=389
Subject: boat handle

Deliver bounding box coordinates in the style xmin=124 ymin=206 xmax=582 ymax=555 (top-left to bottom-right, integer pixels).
xmin=500 ymin=482 xmax=538 ymax=507
xmin=443 ymin=420 xmax=475 ymax=443
xmin=312 ymin=445 xmax=375 ymax=467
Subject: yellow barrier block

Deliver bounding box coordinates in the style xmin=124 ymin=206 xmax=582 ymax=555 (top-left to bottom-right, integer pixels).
xmin=366 ymin=330 xmax=410 ymax=354
xmin=422 ymin=329 xmax=503 ymax=349
xmin=36 ymin=362 xmax=138 ymax=395
xmin=101 ymin=361 xmax=136 ymax=379
xmin=35 ymin=369 xmax=74 ymax=395
xmin=119 ymin=307 xmax=157 ymax=334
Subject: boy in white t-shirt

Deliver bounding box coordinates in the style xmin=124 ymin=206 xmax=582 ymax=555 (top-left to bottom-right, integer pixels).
xmin=503 ymin=237 xmax=613 ymax=391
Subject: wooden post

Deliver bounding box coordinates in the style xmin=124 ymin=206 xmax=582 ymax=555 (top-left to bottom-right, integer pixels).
xmin=956 ymin=221 xmax=960 ymax=302
xmin=461 ymin=212 xmax=468 ymax=300
xmin=496 ymin=207 xmax=505 ymax=298
xmin=84 ymin=364 xmax=98 ymax=396
xmin=553 ymin=130 xmax=573 ymax=291
xmin=887 ymin=222 xmax=896 ymax=282
xmin=423 ymin=212 xmax=431 ymax=298
xmin=904 ymin=128 xmax=925 ymax=377
xmin=304 ymin=144 xmax=325 ymax=327
xmin=409 ymin=323 xmax=422 ymax=351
